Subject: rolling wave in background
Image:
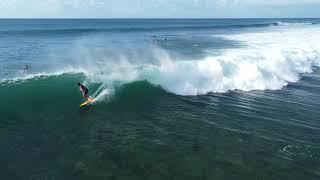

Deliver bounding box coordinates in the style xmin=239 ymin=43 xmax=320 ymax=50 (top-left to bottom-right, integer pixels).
xmin=0 ymin=20 xmax=316 ymax=35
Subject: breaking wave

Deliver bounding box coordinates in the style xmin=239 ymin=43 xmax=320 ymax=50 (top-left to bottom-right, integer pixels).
xmin=2 ymin=24 xmax=320 ymax=99
xmin=77 ymin=25 xmax=320 ymax=97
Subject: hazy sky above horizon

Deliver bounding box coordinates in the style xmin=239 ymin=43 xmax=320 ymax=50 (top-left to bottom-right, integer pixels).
xmin=0 ymin=0 xmax=319 ymax=18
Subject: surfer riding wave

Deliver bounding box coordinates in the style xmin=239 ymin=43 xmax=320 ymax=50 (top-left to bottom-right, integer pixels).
xmin=78 ymin=82 xmax=93 ymax=102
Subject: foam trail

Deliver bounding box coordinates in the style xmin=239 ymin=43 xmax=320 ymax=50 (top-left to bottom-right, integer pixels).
xmin=276 ymin=21 xmax=315 ymax=26
xmin=91 ymin=83 xmax=114 ymax=102
xmin=94 ymin=88 xmax=112 ymax=102
xmin=92 ymin=84 xmax=105 ymax=98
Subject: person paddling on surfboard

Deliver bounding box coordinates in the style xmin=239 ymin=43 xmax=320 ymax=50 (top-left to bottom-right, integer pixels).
xmin=78 ymin=82 xmax=92 ymax=102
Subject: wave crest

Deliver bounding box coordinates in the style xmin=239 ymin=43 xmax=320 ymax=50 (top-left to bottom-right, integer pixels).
xmin=77 ymin=26 xmax=320 ymax=96
xmin=3 ymin=25 xmax=320 ymax=97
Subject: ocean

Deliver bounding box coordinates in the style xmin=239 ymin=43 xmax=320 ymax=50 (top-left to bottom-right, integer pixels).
xmin=1 ymin=19 xmax=320 ymax=180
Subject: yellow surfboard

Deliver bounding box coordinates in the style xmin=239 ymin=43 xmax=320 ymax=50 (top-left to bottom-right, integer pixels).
xmin=80 ymin=98 xmax=96 ymax=107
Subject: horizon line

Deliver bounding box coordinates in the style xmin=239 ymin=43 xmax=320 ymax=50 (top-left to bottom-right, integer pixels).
xmin=0 ymin=17 xmax=319 ymax=20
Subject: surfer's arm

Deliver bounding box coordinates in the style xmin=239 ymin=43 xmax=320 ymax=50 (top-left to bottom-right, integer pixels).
xmin=80 ymin=87 xmax=84 ymax=93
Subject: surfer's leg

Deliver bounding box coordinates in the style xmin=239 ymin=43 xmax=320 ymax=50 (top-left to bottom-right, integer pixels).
xmin=84 ymin=93 xmax=91 ymax=101
xmin=82 ymin=93 xmax=88 ymax=101
xmin=84 ymin=90 xmax=92 ymax=101
xmin=87 ymin=95 xmax=93 ymax=101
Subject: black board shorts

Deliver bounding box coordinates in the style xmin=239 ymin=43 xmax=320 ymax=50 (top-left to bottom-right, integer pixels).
xmin=84 ymin=89 xmax=89 ymax=95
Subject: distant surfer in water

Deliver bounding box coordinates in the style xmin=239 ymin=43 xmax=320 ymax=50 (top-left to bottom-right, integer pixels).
xmin=24 ymin=64 xmax=31 ymax=72
xmin=78 ymin=82 xmax=92 ymax=101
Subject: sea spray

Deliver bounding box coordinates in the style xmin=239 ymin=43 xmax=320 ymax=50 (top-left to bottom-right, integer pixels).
xmin=75 ymin=25 xmax=320 ymax=96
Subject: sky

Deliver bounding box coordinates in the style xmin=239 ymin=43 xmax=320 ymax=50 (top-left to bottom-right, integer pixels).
xmin=0 ymin=0 xmax=319 ymax=18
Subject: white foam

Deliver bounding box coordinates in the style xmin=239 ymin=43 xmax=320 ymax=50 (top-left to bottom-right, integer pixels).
xmin=77 ymin=25 xmax=320 ymax=96
xmin=1 ymin=72 xmax=69 ymax=84
xmin=276 ymin=21 xmax=315 ymax=26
